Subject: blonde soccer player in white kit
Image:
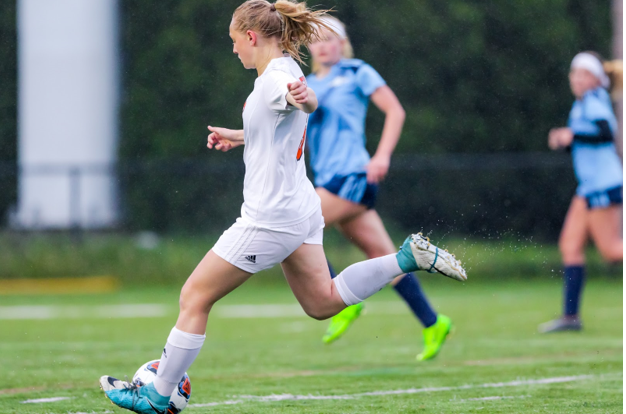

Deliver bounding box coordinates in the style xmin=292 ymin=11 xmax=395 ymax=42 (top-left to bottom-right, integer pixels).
xmin=99 ymin=1 xmax=467 ymax=412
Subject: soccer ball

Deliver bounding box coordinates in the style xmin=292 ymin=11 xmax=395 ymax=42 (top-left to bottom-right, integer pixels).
xmin=132 ymin=360 xmax=191 ymax=413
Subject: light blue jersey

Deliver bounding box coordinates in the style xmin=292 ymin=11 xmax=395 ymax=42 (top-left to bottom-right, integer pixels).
xmin=567 ymin=87 xmax=623 ymax=196
xmin=306 ymin=59 xmax=386 ymax=186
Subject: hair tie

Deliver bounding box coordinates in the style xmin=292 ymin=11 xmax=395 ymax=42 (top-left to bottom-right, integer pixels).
xmin=270 ymin=4 xmax=276 ymax=11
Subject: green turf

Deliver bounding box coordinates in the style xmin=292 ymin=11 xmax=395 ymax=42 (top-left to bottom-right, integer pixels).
xmin=0 ymin=277 xmax=622 ymax=413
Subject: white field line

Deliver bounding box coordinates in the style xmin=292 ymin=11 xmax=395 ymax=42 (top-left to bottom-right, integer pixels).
xmin=0 ymin=302 xmax=406 ymax=320
xmin=68 ymin=412 xmax=113 ymax=414
xmin=188 ymin=373 xmax=621 ymax=408
xmin=0 ymin=304 xmax=167 ymax=320
xmin=21 ymin=396 xmax=72 ymax=403
xmin=453 ymin=395 xmax=530 ymax=402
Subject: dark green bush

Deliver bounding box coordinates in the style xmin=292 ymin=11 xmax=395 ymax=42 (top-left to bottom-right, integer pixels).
xmin=0 ymin=0 xmax=613 ymax=237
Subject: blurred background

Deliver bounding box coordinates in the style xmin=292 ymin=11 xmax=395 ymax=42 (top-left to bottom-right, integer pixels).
xmin=0 ymin=0 xmax=622 ymax=285
xmin=0 ymin=4 xmax=622 ymax=412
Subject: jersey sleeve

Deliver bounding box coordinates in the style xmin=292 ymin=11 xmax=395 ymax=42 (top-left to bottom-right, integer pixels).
xmin=264 ymin=70 xmax=299 ymax=113
xmin=355 ymin=63 xmax=386 ymax=96
xmin=572 ymin=92 xmax=617 ymax=144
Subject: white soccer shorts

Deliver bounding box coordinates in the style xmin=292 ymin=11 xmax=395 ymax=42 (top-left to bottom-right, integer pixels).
xmin=212 ymin=208 xmax=324 ymax=273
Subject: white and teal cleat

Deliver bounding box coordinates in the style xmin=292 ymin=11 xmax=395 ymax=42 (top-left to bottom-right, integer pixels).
xmin=396 ymin=233 xmax=467 ymax=282
xmin=99 ymin=376 xmax=170 ymax=414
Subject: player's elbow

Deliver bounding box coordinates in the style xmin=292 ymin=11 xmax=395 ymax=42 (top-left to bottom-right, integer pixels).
xmin=395 ymin=104 xmax=406 ymax=121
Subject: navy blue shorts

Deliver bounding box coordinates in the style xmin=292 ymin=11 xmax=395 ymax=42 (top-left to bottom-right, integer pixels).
xmin=585 ymin=185 xmax=623 ymax=209
xmin=321 ymin=173 xmax=378 ymax=209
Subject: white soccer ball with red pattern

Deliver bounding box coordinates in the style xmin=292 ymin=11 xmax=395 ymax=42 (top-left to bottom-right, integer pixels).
xmin=132 ymin=360 xmax=191 ymax=413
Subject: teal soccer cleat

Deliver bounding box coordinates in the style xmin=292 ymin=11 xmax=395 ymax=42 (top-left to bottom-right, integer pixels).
xmin=100 ymin=376 xmax=170 ymax=414
xmin=396 ymin=233 xmax=467 ymax=281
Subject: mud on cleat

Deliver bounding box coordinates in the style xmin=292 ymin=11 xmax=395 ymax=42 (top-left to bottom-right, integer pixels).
xmin=396 ymin=233 xmax=467 ymax=281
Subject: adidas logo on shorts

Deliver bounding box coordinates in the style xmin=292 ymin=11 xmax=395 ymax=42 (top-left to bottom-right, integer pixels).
xmin=245 ymin=255 xmax=256 ymax=264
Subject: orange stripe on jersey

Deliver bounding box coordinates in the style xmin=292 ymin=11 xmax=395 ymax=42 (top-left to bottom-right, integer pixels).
xmin=296 ymin=126 xmax=306 ymax=161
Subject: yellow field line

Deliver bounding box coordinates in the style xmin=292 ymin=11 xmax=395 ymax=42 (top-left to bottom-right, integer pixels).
xmin=0 ymin=276 xmax=119 ymax=295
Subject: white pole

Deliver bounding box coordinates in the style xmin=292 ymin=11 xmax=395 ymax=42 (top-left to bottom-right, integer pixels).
xmin=15 ymin=0 xmax=119 ymax=229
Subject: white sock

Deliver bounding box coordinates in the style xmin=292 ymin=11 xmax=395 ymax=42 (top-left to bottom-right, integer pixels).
xmin=153 ymin=327 xmax=205 ymax=397
xmin=333 ymin=254 xmax=403 ymax=306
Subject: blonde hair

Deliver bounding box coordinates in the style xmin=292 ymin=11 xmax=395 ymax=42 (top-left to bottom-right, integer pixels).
xmin=604 ymin=60 xmax=623 ymax=101
xmin=311 ymin=16 xmax=354 ymax=73
xmin=232 ymin=0 xmax=334 ymax=64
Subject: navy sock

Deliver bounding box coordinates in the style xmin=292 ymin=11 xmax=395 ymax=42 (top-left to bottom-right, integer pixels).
xmin=563 ymin=265 xmax=585 ymax=316
xmin=394 ymin=273 xmax=438 ymax=328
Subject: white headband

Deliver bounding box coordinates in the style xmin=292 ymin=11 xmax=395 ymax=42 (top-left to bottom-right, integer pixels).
xmin=318 ymin=17 xmax=346 ymax=39
xmin=571 ymin=52 xmax=610 ymax=88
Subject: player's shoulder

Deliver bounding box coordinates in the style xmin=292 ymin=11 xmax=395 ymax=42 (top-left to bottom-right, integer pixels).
xmin=262 ymin=70 xmax=297 ymax=96
xmin=583 ymin=87 xmax=610 ymax=101
xmin=582 ymin=87 xmax=611 ymax=105
xmin=267 ymin=57 xmax=302 ymax=77
xmin=337 ymin=59 xmax=368 ymax=72
xmin=581 ymin=87 xmax=613 ymax=117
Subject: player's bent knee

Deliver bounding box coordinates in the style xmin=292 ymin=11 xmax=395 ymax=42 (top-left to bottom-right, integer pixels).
xmin=302 ymin=305 xmax=333 ymax=321
xmin=559 ymin=241 xmax=584 ymax=263
xmin=598 ymin=246 xmax=623 ymax=263
xmin=179 ymin=283 xmax=219 ymax=315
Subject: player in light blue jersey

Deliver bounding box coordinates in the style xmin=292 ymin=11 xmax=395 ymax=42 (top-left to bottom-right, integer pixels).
xmin=539 ymin=52 xmax=623 ymax=333
xmin=306 ymin=16 xmax=455 ymax=361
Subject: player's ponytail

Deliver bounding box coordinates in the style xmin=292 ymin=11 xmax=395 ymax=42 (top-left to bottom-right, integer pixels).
xmin=232 ymin=0 xmax=334 ymax=64
xmin=603 ymin=60 xmax=623 ymax=101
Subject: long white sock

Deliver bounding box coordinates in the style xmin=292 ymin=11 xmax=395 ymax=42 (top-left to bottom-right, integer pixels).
xmin=333 ymin=254 xmax=403 ymax=306
xmin=153 ymin=327 xmax=205 ymax=397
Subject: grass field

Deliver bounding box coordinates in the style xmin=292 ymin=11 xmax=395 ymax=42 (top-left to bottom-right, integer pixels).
xmin=0 ymin=274 xmax=622 ymax=413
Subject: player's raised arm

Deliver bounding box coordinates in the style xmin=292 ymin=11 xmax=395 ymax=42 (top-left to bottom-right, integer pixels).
xmin=286 ymin=81 xmax=318 ymax=113
xmin=207 ymin=126 xmax=244 ymax=152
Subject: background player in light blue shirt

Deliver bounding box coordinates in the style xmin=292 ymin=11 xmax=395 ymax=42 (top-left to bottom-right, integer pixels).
xmin=540 ymin=52 xmax=623 ymax=333
xmin=307 ymin=16 xmax=455 ymax=361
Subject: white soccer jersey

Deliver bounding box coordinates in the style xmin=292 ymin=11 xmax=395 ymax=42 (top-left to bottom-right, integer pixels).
xmin=240 ymin=56 xmax=320 ymax=227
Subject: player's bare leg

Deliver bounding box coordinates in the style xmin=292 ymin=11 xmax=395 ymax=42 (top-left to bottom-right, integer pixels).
xmin=100 ymin=251 xmax=252 ymax=413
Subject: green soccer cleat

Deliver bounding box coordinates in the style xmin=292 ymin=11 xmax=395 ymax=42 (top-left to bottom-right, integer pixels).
xmin=416 ymin=314 xmax=453 ymax=361
xmin=322 ymin=302 xmax=365 ymax=344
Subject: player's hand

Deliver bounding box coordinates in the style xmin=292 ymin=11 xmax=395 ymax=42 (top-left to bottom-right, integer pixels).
xmin=548 ymin=127 xmax=573 ymax=150
xmin=366 ymin=154 xmax=391 ymax=184
xmin=287 ymin=81 xmax=308 ymax=104
xmin=207 ymin=126 xmax=243 ymax=152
